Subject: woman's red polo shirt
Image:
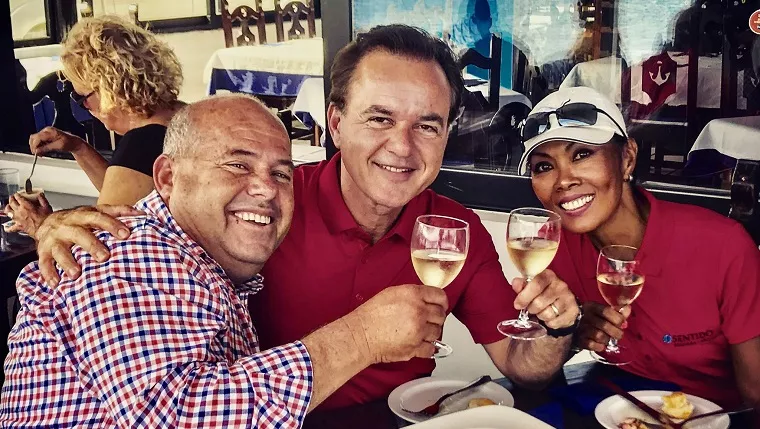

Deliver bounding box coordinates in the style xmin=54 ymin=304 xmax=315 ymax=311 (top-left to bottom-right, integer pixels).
xmin=550 ymin=188 xmax=760 ymax=407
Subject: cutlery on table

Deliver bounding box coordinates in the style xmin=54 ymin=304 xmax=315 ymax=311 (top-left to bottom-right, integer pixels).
xmin=24 ymin=153 xmax=38 ymax=194
xmin=400 ymin=375 xmax=492 ymax=416
xmin=599 ymin=378 xmax=677 ymax=427
xmin=641 ymin=406 xmax=755 ymax=429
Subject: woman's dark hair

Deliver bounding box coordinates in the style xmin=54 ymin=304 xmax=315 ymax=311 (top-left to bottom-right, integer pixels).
xmin=328 ymin=25 xmax=464 ymax=124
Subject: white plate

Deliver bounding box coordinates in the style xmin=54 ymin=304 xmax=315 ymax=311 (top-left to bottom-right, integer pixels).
xmin=406 ymin=406 xmax=553 ymax=429
xmin=594 ymin=390 xmax=730 ymax=429
xmin=387 ymin=376 xmax=514 ymax=424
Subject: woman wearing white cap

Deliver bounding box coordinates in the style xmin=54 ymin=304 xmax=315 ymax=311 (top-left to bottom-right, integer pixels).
xmin=520 ymin=86 xmax=760 ymax=411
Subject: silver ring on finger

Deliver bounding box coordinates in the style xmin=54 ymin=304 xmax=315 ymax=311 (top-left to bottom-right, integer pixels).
xmin=550 ymin=302 xmax=560 ymax=317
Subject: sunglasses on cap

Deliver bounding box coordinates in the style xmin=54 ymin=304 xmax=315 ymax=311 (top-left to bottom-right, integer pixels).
xmin=70 ymin=90 xmax=95 ymax=109
xmin=520 ymin=102 xmax=627 ymax=143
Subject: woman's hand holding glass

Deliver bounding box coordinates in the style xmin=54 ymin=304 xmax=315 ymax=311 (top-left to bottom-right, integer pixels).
xmin=576 ymin=302 xmax=632 ymax=352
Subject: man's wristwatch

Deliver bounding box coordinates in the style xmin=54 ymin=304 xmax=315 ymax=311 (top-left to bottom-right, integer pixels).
xmin=538 ymin=299 xmax=583 ymax=338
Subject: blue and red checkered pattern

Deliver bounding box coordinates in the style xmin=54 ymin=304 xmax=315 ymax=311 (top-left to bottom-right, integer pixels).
xmin=0 ymin=191 xmax=313 ymax=428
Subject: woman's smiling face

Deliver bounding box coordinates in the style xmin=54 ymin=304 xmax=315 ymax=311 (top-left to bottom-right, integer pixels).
xmin=528 ymin=138 xmax=636 ymax=234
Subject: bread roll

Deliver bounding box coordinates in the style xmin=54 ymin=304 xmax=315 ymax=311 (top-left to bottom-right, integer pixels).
xmin=467 ymin=398 xmax=496 ymax=408
xmin=661 ymin=392 xmax=694 ymax=419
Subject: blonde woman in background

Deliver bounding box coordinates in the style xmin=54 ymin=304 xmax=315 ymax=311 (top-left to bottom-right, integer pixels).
xmin=5 ymin=15 xmax=184 ymax=236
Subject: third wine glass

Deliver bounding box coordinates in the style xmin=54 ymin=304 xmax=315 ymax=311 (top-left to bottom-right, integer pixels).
xmin=592 ymin=245 xmax=644 ymax=366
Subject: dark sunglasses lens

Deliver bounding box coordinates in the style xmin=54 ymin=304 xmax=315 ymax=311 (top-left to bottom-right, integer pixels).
xmin=522 ymin=113 xmax=548 ymax=141
xmin=557 ymin=103 xmax=597 ymax=125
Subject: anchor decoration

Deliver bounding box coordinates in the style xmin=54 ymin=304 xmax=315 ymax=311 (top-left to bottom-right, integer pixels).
xmin=649 ymin=61 xmax=671 ymax=86
xmin=635 ymin=51 xmax=677 ymax=117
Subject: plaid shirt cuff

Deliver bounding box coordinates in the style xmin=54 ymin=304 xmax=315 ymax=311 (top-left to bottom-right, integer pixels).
xmin=240 ymin=340 xmax=313 ymax=426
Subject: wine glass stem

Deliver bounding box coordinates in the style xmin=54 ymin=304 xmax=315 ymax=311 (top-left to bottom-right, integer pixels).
xmin=606 ymin=338 xmax=619 ymax=352
xmin=517 ymin=276 xmax=532 ymax=325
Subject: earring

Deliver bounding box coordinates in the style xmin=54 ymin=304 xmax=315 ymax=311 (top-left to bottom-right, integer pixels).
xmin=624 ymin=174 xmax=633 ymax=182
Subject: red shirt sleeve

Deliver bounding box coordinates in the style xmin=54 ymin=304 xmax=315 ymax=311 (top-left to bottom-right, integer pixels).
xmin=451 ymin=213 xmax=520 ymax=345
xmin=718 ymin=224 xmax=760 ymax=345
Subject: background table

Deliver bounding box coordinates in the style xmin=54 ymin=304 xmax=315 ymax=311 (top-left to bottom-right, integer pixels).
xmin=204 ymin=38 xmax=323 ymax=98
xmin=689 ymin=116 xmax=760 ymax=161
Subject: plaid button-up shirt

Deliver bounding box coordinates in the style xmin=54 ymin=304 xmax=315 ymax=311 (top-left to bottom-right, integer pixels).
xmin=0 ymin=191 xmax=313 ymax=428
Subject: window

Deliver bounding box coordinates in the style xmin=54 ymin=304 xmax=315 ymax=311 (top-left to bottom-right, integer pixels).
xmin=10 ymin=0 xmax=50 ymax=44
xmin=350 ymin=0 xmax=760 ymax=194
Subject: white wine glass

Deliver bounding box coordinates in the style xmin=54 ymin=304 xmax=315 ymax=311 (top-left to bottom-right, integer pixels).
xmin=592 ymin=245 xmax=644 ymax=366
xmin=498 ymin=208 xmax=561 ymax=340
xmin=411 ymin=215 xmax=469 ymax=358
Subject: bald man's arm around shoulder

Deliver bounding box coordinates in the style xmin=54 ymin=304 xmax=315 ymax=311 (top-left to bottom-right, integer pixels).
xmin=10 ymin=227 xmax=446 ymax=428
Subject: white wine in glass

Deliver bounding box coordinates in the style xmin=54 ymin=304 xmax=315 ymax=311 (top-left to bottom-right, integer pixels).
xmin=411 ymin=249 xmax=466 ymax=288
xmin=411 ymin=215 xmax=469 ymax=358
xmin=498 ymin=208 xmax=561 ymax=340
xmin=592 ymin=245 xmax=644 ymax=366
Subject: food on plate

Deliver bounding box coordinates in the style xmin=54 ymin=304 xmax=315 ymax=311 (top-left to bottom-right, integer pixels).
xmin=467 ymin=398 xmax=496 ymax=408
xmin=618 ymin=417 xmax=650 ymax=429
xmin=661 ymin=391 xmax=694 ymax=419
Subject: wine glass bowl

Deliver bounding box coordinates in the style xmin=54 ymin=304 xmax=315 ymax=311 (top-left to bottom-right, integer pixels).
xmin=498 ymin=208 xmax=561 ymax=340
xmin=411 ymin=215 xmax=469 ymax=358
xmin=591 ymin=245 xmax=644 ymax=366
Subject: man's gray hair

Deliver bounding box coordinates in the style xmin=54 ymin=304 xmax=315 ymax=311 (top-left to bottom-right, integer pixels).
xmin=162 ymin=93 xmax=274 ymax=159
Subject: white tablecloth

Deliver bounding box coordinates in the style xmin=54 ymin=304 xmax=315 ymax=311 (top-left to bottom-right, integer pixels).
xmin=560 ymin=54 xmax=746 ymax=110
xmin=292 ymin=143 xmax=325 ymax=165
xmin=203 ymin=38 xmax=324 ymax=87
xmin=292 ymin=77 xmax=326 ymax=129
xmin=688 ymin=116 xmax=760 ymax=161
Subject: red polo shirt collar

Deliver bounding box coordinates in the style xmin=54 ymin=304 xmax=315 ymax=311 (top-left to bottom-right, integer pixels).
xmin=316 ymin=153 xmax=418 ymax=243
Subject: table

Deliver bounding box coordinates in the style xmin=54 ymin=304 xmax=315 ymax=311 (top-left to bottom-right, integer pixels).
xmin=292 ymin=144 xmax=325 ymax=165
xmin=689 ymin=116 xmax=760 ymax=161
xmin=463 ymin=73 xmax=533 ymax=109
xmin=302 ymin=361 xmax=755 ymax=429
xmin=203 ymin=38 xmax=323 ymax=98
xmin=560 ymin=54 xmax=747 ymax=110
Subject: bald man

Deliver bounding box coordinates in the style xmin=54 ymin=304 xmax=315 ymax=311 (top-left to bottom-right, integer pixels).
xmin=0 ymin=95 xmax=448 ymax=429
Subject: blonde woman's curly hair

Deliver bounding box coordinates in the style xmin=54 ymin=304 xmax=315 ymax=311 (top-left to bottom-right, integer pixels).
xmin=61 ymin=16 xmax=183 ymax=118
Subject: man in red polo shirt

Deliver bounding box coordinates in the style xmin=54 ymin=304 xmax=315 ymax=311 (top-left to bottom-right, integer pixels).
xmin=30 ymin=25 xmax=583 ymax=410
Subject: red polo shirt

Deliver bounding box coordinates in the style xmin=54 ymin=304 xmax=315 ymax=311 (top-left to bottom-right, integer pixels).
xmin=550 ymin=188 xmax=760 ymax=407
xmin=250 ymin=154 xmax=518 ymax=409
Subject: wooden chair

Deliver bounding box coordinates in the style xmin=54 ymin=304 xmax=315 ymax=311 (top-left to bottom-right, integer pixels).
xmin=274 ymin=0 xmax=316 ymax=43
xmin=221 ymin=0 xmax=267 ymax=48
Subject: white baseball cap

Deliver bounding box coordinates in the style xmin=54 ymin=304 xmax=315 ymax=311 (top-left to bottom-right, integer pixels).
xmin=517 ymin=86 xmax=628 ymax=175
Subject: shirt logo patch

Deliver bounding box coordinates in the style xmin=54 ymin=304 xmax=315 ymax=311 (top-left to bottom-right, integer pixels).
xmin=662 ymin=330 xmax=715 ymax=347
